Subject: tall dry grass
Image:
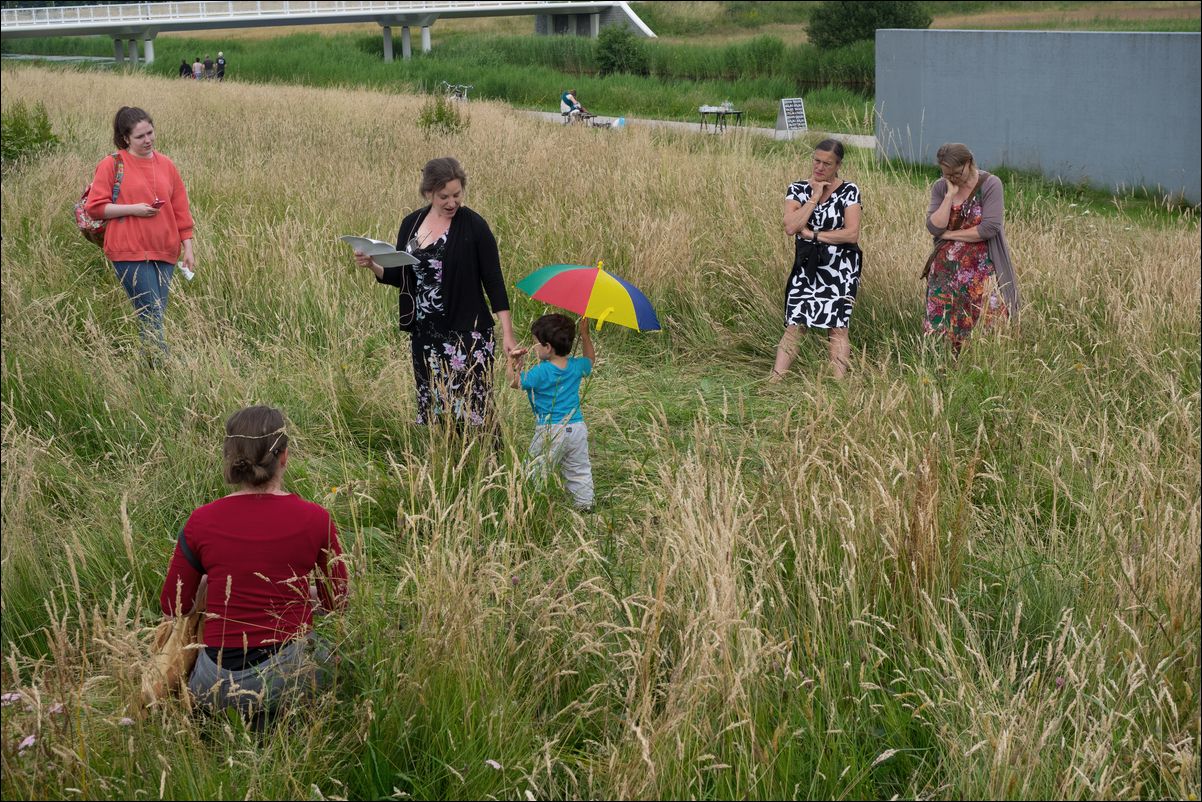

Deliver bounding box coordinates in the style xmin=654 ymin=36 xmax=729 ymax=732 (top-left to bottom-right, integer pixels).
xmin=1 ymin=65 xmax=1198 ymax=799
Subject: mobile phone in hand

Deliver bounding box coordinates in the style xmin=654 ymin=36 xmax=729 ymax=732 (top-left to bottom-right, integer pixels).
xmin=151 ymin=199 xmax=166 ymax=209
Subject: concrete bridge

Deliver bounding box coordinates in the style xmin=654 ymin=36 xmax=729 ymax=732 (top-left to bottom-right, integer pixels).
xmin=0 ymin=1 xmax=654 ymax=65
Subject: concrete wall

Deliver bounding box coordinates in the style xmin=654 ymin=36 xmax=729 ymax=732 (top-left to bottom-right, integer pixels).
xmin=535 ymin=3 xmax=655 ymax=37
xmin=875 ymin=30 xmax=1200 ymax=203
xmin=597 ymin=4 xmax=653 ymax=37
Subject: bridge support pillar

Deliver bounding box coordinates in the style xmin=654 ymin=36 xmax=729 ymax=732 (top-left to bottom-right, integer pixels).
xmin=127 ymin=39 xmax=138 ymax=65
xmin=421 ymin=26 xmax=431 ymax=53
xmin=401 ymin=26 xmax=412 ymax=60
xmin=382 ymin=25 xmax=393 ymax=62
xmin=113 ymin=38 xmax=125 ymax=63
xmin=143 ymin=37 xmax=155 ymax=65
xmin=540 ymin=13 xmax=595 ymax=37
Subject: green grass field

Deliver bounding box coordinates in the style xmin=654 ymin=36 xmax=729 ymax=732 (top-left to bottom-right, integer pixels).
xmin=0 ymin=31 xmax=875 ymax=131
xmin=1 ymin=63 xmax=1198 ymax=800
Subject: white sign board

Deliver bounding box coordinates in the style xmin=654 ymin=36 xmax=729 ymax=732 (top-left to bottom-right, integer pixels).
xmin=775 ymin=97 xmax=808 ymax=140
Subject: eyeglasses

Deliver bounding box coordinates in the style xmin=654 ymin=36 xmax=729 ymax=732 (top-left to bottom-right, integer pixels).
xmin=940 ymin=164 xmax=971 ymax=181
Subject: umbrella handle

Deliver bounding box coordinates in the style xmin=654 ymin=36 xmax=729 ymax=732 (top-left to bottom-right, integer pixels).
xmin=595 ymin=307 xmax=614 ymax=331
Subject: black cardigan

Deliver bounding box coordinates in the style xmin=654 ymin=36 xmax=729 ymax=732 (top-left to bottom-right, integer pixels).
xmin=377 ymin=204 xmax=510 ymax=333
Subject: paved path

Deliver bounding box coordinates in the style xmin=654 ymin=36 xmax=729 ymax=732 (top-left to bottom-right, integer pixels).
xmin=520 ymin=110 xmax=876 ymax=149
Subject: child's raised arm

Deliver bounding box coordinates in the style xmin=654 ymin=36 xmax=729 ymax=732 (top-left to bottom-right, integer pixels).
xmin=578 ymin=317 xmax=596 ymax=364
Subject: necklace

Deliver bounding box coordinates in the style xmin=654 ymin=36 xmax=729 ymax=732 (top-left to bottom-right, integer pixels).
xmin=416 ymin=216 xmax=450 ymax=248
xmin=150 ymin=153 xmax=160 ymax=203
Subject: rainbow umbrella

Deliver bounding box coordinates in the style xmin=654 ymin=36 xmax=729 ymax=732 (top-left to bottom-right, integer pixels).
xmin=516 ymin=261 xmax=660 ymax=331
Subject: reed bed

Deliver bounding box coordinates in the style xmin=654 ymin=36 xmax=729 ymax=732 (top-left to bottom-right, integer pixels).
xmin=4 ymin=31 xmax=875 ymax=131
xmin=1 ymin=66 xmax=1198 ymax=800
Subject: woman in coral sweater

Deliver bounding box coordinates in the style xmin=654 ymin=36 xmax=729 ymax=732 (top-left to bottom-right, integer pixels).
xmin=84 ymin=106 xmax=195 ymax=361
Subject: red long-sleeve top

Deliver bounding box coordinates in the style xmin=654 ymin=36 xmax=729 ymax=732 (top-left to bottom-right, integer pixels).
xmin=85 ymin=150 xmax=194 ymax=264
xmin=160 ymin=493 xmax=348 ymax=648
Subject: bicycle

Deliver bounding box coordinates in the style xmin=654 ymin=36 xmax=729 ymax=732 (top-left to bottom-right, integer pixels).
xmin=438 ymin=81 xmax=473 ymax=101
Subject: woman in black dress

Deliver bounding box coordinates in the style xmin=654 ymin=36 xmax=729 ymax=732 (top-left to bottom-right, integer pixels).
xmin=771 ymin=139 xmax=863 ymax=381
xmin=355 ymin=157 xmax=518 ymax=428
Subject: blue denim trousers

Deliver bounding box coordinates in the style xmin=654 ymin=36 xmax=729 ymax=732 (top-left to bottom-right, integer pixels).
xmin=188 ymin=634 xmax=333 ymax=716
xmin=112 ymin=260 xmax=173 ymax=357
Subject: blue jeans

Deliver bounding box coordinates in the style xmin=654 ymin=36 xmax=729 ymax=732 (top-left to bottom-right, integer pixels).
xmin=188 ymin=634 xmax=333 ymax=716
xmin=112 ymin=260 xmax=173 ymax=357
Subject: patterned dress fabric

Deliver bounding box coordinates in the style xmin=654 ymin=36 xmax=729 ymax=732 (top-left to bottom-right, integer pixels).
xmin=408 ymin=234 xmax=496 ymax=426
xmin=783 ymin=180 xmax=863 ymax=329
xmin=924 ymin=189 xmax=1009 ymax=348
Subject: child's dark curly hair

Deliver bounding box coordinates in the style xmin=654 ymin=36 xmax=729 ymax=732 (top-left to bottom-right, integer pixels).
xmin=531 ymin=313 xmax=575 ymax=357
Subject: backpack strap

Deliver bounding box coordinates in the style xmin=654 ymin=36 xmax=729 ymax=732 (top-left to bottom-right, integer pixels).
xmin=110 ymin=152 xmax=124 ymax=204
xmin=176 ymin=527 xmax=204 ymax=574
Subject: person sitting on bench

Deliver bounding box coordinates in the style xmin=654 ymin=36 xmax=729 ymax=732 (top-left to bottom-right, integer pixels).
xmin=560 ymin=89 xmax=588 ymax=123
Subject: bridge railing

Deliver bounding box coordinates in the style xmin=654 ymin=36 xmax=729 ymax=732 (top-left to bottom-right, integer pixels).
xmin=1 ymin=1 xmax=538 ymax=28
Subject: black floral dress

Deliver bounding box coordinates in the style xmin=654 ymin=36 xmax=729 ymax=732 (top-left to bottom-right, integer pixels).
xmin=408 ymin=234 xmax=497 ymax=426
xmin=783 ymin=180 xmax=863 ymax=329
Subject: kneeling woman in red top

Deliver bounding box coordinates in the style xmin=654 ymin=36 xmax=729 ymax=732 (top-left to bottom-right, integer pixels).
xmin=160 ymin=405 xmax=348 ymax=719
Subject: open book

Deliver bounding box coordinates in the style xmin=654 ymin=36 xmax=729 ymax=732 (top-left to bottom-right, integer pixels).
xmin=340 ymin=235 xmax=419 ymax=268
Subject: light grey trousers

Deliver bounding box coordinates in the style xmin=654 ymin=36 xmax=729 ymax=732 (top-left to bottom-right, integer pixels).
xmin=188 ymin=634 xmax=331 ymax=714
xmin=527 ymin=422 xmax=594 ymax=508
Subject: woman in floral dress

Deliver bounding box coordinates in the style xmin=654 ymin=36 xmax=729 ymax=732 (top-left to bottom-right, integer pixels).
xmin=354 ymin=157 xmax=517 ymax=429
xmin=924 ymin=143 xmax=1021 ymax=352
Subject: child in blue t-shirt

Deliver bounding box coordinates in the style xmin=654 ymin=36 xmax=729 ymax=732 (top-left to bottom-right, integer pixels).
xmin=506 ymin=313 xmax=595 ymax=509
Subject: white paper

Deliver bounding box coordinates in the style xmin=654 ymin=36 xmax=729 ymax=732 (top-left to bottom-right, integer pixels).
xmin=340 ymin=235 xmax=418 ymax=268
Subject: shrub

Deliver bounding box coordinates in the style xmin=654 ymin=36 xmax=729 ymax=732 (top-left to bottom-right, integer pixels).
xmin=1 ymin=100 xmax=60 ymax=168
xmin=806 ymin=1 xmax=931 ymax=49
xmin=596 ymin=25 xmax=649 ymax=77
xmin=416 ymin=93 xmax=469 ymax=139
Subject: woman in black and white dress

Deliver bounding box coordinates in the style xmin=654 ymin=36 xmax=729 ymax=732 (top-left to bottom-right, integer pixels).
xmin=771 ymin=138 xmax=862 ymax=380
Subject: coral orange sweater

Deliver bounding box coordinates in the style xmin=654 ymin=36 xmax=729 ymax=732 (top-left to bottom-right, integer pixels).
xmin=85 ymin=150 xmax=194 ymax=264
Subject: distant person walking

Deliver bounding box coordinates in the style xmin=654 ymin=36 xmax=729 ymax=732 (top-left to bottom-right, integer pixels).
xmin=192 ymin=56 xmax=203 ymax=80
xmin=178 ymin=59 xmax=191 ymax=79
xmin=923 ymin=143 xmax=1020 ymax=352
xmin=216 ymin=51 xmax=226 ymax=81
xmin=84 ymin=106 xmax=195 ymax=363
xmin=772 ymin=138 xmax=863 ymax=381
xmin=203 ymin=54 xmax=214 ymax=79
